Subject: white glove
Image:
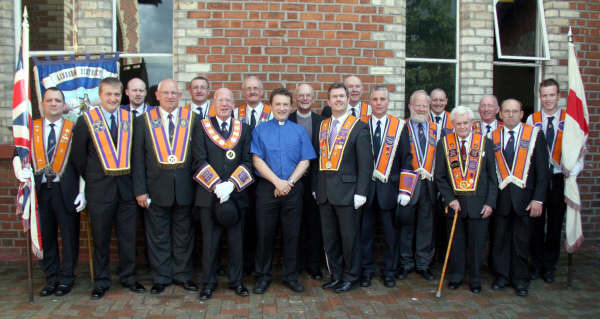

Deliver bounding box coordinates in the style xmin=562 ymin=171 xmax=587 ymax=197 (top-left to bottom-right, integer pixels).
xmin=312 ymin=192 xmax=316 ymax=200
xmin=353 ymin=194 xmax=367 ymax=210
xmin=74 ymin=193 xmax=87 ymax=212
xmin=12 ymin=157 xmax=33 ymax=183
xmin=214 ymin=181 xmax=235 ymax=199
xmin=397 ymin=194 xmax=410 ymax=206
xmin=220 ymin=193 xmax=230 ymax=204
xmin=146 ymin=197 xmax=152 ymax=207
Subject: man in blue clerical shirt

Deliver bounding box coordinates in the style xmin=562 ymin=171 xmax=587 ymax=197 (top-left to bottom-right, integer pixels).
xmin=250 ymin=87 xmax=317 ymax=294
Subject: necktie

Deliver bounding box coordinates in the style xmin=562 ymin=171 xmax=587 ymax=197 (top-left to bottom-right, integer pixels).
xmin=351 ymin=108 xmax=356 ymax=117
xmin=168 ymin=114 xmax=175 ymax=143
xmin=47 ymin=123 xmax=56 ymax=159
xmin=198 ymin=107 xmax=204 ymax=120
xmin=132 ymin=109 xmax=138 ymax=118
xmin=221 ymin=121 xmax=229 ymax=138
xmin=435 ymin=116 xmax=441 ymax=124
xmin=250 ymin=109 xmax=256 ymax=128
xmin=373 ymin=120 xmax=382 ymax=156
xmin=417 ymin=122 xmax=426 ymax=156
xmin=460 ymin=140 xmax=467 ymax=168
xmin=546 ymin=116 xmax=555 ymax=150
xmin=110 ymin=114 xmax=118 ymax=144
xmin=328 ymin=119 xmax=339 ymax=148
xmin=504 ymin=130 xmax=515 ymax=167
xmin=486 ymin=124 xmax=491 ymax=137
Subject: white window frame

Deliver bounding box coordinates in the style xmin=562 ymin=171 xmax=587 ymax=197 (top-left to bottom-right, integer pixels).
xmin=405 ymin=1 xmax=460 ymax=108
xmin=493 ymin=0 xmax=550 ymax=61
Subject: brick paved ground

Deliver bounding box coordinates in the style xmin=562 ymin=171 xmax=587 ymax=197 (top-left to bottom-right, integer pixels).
xmin=1 ymin=251 xmax=598 ymax=319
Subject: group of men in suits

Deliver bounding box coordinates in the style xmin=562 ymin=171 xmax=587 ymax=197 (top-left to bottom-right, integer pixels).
xmin=13 ymin=74 xmax=573 ymax=300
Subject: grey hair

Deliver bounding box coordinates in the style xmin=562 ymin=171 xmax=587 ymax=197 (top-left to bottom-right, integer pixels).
xmin=409 ymin=89 xmax=430 ymax=105
xmin=450 ymin=105 xmax=474 ymax=122
xmin=371 ymin=86 xmax=388 ymax=96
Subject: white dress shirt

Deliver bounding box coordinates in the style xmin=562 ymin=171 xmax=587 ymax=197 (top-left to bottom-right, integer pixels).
xmin=159 ymin=107 xmax=179 ymax=130
xmin=191 ymin=101 xmax=210 ymax=118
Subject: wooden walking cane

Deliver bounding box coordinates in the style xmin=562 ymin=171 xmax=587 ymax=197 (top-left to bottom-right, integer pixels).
xmin=83 ymin=208 xmax=94 ymax=283
xmin=436 ymin=206 xmax=459 ymax=298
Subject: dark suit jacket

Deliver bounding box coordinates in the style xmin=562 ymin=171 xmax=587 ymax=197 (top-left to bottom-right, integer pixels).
xmin=321 ymin=106 xmax=332 ymax=118
xmin=496 ymin=129 xmax=549 ymax=216
xmin=288 ymin=111 xmax=324 ymax=193
xmin=435 ymin=134 xmax=498 ymax=219
xmin=121 ymin=104 xmax=156 ymax=114
xmin=71 ymin=115 xmax=135 ymax=204
xmin=316 ymin=119 xmax=372 ymax=206
xmin=131 ymin=113 xmax=195 ymax=207
xmin=191 ymin=117 xmax=253 ymax=209
xmin=367 ymin=122 xmax=413 ymax=210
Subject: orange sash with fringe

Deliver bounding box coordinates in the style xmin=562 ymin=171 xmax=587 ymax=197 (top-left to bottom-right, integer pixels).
xmin=31 ymin=119 xmax=73 ymax=176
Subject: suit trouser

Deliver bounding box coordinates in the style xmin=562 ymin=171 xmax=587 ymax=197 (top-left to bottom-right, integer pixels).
xmin=88 ymin=197 xmax=138 ymax=289
xmin=37 ymin=183 xmax=80 ymax=286
xmin=196 ymin=206 xmax=243 ymax=288
xmin=145 ymin=203 xmax=194 ymax=284
xmin=255 ymin=180 xmax=302 ymax=283
xmin=433 ymin=199 xmax=447 ymax=262
xmin=360 ymin=192 xmax=398 ymax=277
xmin=243 ymin=183 xmax=258 ymax=273
xmin=530 ymin=174 xmax=565 ymax=273
xmin=446 ymin=216 xmax=488 ymax=287
xmin=297 ymin=177 xmax=323 ymax=275
xmin=399 ymin=188 xmax=435 ymax=270
xmin=320 ymin=202 xmax=361 ymax=282
xmin=492 ymin=210 xmax=530 ymax=289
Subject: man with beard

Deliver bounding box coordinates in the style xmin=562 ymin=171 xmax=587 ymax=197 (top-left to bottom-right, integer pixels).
xmin=122 ymin=77 xmax=154 ymax=117
xmin=396 ymin=90 xmax=439 ymax=281
xmin=321 ymin=75 xmax=372 ymax=118
xmin=289 ymin=84 xmax=325 ymax=281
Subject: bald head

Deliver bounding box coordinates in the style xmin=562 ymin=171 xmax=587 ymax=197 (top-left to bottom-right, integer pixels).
xmin=125 ymin=78 xmax=147 ymax=108
xmin=430 ymin=88 xmax=448 ymax=115
xmin=295 ymin=83 xmax=315 ymax=113
xmin=478 ymin=95 xmax=499 ymax=124
xmin=213 ymin=87 xmax=234 ymax=121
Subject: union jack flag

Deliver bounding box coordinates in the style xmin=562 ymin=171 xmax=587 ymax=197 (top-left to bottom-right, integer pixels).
xmin=12 ymin=31 xmax=43 ymax=258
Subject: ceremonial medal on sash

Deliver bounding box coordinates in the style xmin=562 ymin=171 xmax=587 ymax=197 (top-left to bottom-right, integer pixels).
xmin=319 ymin=115 xmax=360 ymax=171
xmin=442 ymin=132 xmax=485 ymax=193
xmin=31 ymin=119 xmax=74 ymax=177
xmin=145 ymin=106 xmax=193 ymax=168
xmin=492 ymin=124 xmax=538 ymax=189
xmin=226 ymin=150 xmax=236 ymax=160
xmin=83 ymin=107 xmax=132 ymax=175
xmin=371 ymin=115 xmax=405 ymax=183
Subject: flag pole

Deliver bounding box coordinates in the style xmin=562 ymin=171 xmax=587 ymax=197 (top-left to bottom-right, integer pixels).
xmin=566 ymin=26 xmax=573 ymax=289
xmin=22 ymin=6 xmax=34 ymax=303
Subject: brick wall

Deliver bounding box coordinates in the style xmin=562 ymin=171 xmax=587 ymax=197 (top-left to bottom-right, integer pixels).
xmin=0 ymin=1 xmax=15 ymax=145
xmin=23 ymin=0 xmax=64 ymax=51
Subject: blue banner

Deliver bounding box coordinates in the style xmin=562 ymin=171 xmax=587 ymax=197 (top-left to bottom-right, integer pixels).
xmin=32 ymin=53 xmax=119 ymax=121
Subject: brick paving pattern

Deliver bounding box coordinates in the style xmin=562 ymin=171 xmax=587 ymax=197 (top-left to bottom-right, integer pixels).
xmin=2 ymin=250 xmax=599 ymax=319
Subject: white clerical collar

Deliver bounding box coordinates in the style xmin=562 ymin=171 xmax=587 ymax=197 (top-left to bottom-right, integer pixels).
xmin=296 ymin=110 xmax=311 ymax=118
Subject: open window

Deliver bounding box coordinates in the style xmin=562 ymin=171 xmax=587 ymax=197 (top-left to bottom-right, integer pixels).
xmin=493 ymin=0 xmax=550 ymax=61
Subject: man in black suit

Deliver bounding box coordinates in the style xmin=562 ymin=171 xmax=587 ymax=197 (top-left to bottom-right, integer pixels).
xmin=289 ymin=83 xmax=325 ymax=281
xmin=317 ymin=82 xmax=372 ymax=293
xmin=191 ymin=87 xmax=253 ymax=300
xmin=132 ymin=78 xmax=198 ymax=294
xmin=396 ymin=90 xmax=439 ymax=281
xmin=121 ymin=77 xmax=154 ymax=117
xmin=12 ymin=88 xmax=84 ymax=297
xmin=435 ymin=105 xmax=498 ymax=294
xmin=72 ymin=77 xmax=144 ymax=299
xmin=491 ymin=98 xmax=549 ymax=297
xmin=359 ymin=86 xmax=412 ymax=288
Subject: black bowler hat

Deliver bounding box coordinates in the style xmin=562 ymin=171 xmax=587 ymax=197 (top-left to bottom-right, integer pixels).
xmin=214 ymin=198 xmax=240 ymax=228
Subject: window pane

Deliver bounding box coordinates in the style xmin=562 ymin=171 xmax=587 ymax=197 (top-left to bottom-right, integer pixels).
xmin=493 ymin=65 xmax=535 ymax=118
xmin=495 ymin=0 xmax=539 ymax=57
xmin=405 ymin=62 xmax=456 ymax=115
xmin=118 ymin=0 xmax=173 ymax=54
xmin=406 ymin=0 xmax=457 ymax=59
xmin=120 ymin=56 xmax=172 ymax=106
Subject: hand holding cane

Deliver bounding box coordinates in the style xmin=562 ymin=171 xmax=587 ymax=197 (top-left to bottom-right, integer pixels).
xmin=436 ymin=205 xmax=459 ymax=298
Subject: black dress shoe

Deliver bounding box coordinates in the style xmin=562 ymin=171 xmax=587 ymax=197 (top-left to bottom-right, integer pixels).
xmin=252 ymin=281 xmax=270 ymax=294
xmin=231 ymin=285 xmax=249 ymax=297
xmin=395 ymin=267 xmax=413 ymax=280
xmin=382 ymin=276 xmax=396 ymax=288
xmin=322 ymin=279 xmax=342 ymax=290
xmin=151 ymin=283 xmax=168 ymax=294
xmin=515 ymin=287 xmax=528 ymax=297
xmin=416 ymin=268 xmax=434 ymax=281
xmin=54 ymin=284 xmax=73 ymax=296
xmin=283 ymin=280 xmax=305 ymax=292
xmin=335 ymin=281 xmax=355 ymax=293
xmin=174 ymin=280 xmax=199 ymax=292
xmin=91 ymin=287 xmax=108 ymax=299
xmin=542 ymin=271 xmax=555 ymax=283
xmin=448 ymin=281 xmax=462 ymax=290
xmin=40 ymin=283 xmax=58 ymax=296
xmin=470 ymin=286 xmax=482 ymax=294
xmin=491 ymin=278 xmax=509 ymax=291
xmin=122 ymin=282 xmax=146 ymax=293
xmin=310 ymin=272 xmax=323 ymax=281
xmin=199 ymin=286 xmax=214 ymax=301
xmin=359 ymin=276 xmax=372 ymax=287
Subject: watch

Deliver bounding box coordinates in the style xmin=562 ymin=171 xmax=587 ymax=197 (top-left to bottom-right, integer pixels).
xmin=287 ymin=178 xmax=295 ymax=185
